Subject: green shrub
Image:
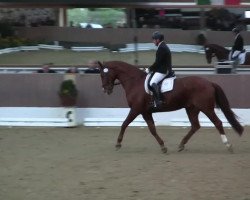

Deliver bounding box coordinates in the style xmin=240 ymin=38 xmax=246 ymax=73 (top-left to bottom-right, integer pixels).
xmin=0 ymin=22 xmax=14 ymax=38
xmin=58 ymin=80 xmax=78 ymax=97
xmin=0 ymin=37 xmax=10 ymax=48
xmin=0 ymin=36 xmax=40 ymax=49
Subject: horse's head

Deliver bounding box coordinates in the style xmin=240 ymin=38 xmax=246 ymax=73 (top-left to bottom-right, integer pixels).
xmin=204 ymin=45 xmax=214 ymax=64
xmin=204 ymin=44 xmax=230 ymax=63
xmin=97 ymin=61 xmax=116 ymax=95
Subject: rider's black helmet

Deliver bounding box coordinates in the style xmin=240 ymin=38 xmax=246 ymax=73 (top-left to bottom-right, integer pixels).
xmin=152 ymin=31 xmax=164 ymax=41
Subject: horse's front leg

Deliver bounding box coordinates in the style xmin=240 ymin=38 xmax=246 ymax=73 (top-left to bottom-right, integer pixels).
xmin=142 ymin=113 xmax=167 ymax=153
xmin=116 ymin=109 xmax=139 ymax=150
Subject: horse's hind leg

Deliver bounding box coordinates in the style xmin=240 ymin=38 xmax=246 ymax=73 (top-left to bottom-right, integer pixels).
xmin=204 ymin=109 xmax=233 ymax=153
xmin=116 ymin=109 xmax=139 ymax=150
xmin=142 ymin=113 xmax=167 ymax=153
xmin=179 ymin=108 xmax=200 ymax=152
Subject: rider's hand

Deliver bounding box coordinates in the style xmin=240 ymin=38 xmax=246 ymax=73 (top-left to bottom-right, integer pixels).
xmin=145 ymin=68 xmax=150 ymax=73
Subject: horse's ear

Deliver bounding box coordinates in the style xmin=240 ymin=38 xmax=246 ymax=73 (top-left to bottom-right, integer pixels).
xmin=97 ymin=61 xmax=104 ymax=69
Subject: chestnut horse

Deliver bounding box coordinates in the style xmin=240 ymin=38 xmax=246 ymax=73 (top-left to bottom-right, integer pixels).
xmin=97 ymin=61 xmax=243 ymax=153
xmin=204 ymin=43 xmax=250 ymax=64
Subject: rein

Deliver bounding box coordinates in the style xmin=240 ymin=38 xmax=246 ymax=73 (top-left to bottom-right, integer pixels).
xmin=100 ymin=63 xmax=145 ymax=87
xmin=113 ymin=74 xmax=145 ymax=86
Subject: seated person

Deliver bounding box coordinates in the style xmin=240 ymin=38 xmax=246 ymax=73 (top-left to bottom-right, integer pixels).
xmin=37 ymin=63 xmax=56 ymax=73
xmin=85 ymin=60 xmax=100 ymax=74
xmin=85 ymin=68 xmax=100 ymax=74
xmin=66 ymin=66 xmax=79 ymax=74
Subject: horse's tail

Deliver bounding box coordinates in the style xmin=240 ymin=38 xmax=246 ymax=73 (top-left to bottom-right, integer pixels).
xmin=213 ymin=83 xmax=244 ymax=136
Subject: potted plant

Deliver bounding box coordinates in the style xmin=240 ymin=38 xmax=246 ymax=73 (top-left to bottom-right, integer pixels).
xmin=58 ymin=79 xmax=78 ymax=107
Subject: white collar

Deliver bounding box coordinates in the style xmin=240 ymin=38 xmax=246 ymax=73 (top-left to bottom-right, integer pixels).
xmin=235 ymin=33 xmax=240 ymax=39
xmin=157 ymin=41 xmax=164 ymax=50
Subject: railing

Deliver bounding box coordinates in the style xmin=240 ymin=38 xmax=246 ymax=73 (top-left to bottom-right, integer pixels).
xmin=0 ymin=65 xmax=250 ymax=74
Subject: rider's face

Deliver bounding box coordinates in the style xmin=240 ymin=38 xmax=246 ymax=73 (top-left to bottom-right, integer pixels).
xmin=153 ymin=39 xmax=160 ymax=46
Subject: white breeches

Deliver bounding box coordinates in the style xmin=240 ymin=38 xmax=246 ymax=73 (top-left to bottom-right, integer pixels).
xmin=149 ymin=72 xmax=166 ymax=86
xmin=232 ymin=50 xmax=241 ymax=59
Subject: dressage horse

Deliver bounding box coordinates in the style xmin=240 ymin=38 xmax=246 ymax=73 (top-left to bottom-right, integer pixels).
xmin=97 ymin=61 xmax=243 ymax=153
xmin=204 ymin=43 xmax=250 ymax=65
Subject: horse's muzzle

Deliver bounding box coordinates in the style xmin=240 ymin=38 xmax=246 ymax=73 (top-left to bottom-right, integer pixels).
xmin=103 ymin=86 xmax=113 ymax=95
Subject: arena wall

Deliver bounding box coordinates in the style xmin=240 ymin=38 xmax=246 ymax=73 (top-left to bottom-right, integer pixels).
xmin=0 ymin=73 xmax=249 ymax=126
xmin=16 ymin=27 xmax=250 ymax=48
xmin=0 ymin=73 xmax=249 ymax=108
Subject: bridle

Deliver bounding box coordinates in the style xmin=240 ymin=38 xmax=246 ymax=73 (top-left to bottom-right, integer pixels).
xmin=101 ymin=65 xmax=145 ymax=87
xmin=205 ymin=47 xmax=215 ymax=58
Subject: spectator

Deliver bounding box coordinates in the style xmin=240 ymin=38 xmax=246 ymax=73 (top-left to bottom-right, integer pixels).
xmin=86 ymin=23 xmax=92 ymax=28
xmin=66 ymin=66 xmax=79 ymax=74
xmin=85 ymin=60 xmax=100 ymax=74
xmin=69 ymin=21 xmax=74 ymax=27
xmin=37 ymin=63 xmax=56 ymax=73
xmin=138 ymin=16 xmax=145 ymax=28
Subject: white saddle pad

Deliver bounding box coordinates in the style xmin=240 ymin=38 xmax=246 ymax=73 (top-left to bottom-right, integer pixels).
xmin=238 ymin=52 xmax=246 ymax=64
xmin=144 ymin=74 xmax=176 ymax=95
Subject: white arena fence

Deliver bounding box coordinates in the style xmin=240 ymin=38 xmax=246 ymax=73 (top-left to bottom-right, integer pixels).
xmin=1 ymin=43 xmax=250 ymax=55
xmin=0 ymin=107 xmax=249 ymax=128
xmin=1 ymin=43 xmax=250 ymax=127
xmin=0 ymin=43 xmax=250 ymax=54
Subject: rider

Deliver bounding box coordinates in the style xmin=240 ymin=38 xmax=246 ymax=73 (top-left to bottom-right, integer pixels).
xmin=148 ymin=31 xmax=174 ymax=109
xmin=230 ymin=27 xmax=244 ymax=61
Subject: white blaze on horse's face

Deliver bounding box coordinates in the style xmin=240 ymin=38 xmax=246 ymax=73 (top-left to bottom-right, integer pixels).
xmin=205 ymin=47 xmax=212 ymax=64
xmin=101 ymin=67 xmax=113 ymax=95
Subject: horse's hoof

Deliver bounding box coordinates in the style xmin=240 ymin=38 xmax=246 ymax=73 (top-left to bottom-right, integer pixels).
xmin=115 ymin=144 xmax=121 ymax=151
xmin=178 ymin=144 xmax=185 ymax=152
xmin=227 ymin=144 xmax=234 ymax=153
xmin=161 ymin=146 xmax=168 ymax=154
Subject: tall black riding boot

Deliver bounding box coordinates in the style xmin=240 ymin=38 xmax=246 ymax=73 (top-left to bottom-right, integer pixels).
xmin=151 ymin=83 xmax=163 ymax=108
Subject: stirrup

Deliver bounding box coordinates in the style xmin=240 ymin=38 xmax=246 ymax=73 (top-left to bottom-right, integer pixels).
xmin=148 ymin=103 xmax=163 ymax=112
xmin=151 ymin=99 xmax=163 ymax=108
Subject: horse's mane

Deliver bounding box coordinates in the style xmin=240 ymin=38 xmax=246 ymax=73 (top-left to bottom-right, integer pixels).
xmin=206 ymin=44 xmax=229 ymax=52
xmin=104 ymin=61 xmax=146 ymax=76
